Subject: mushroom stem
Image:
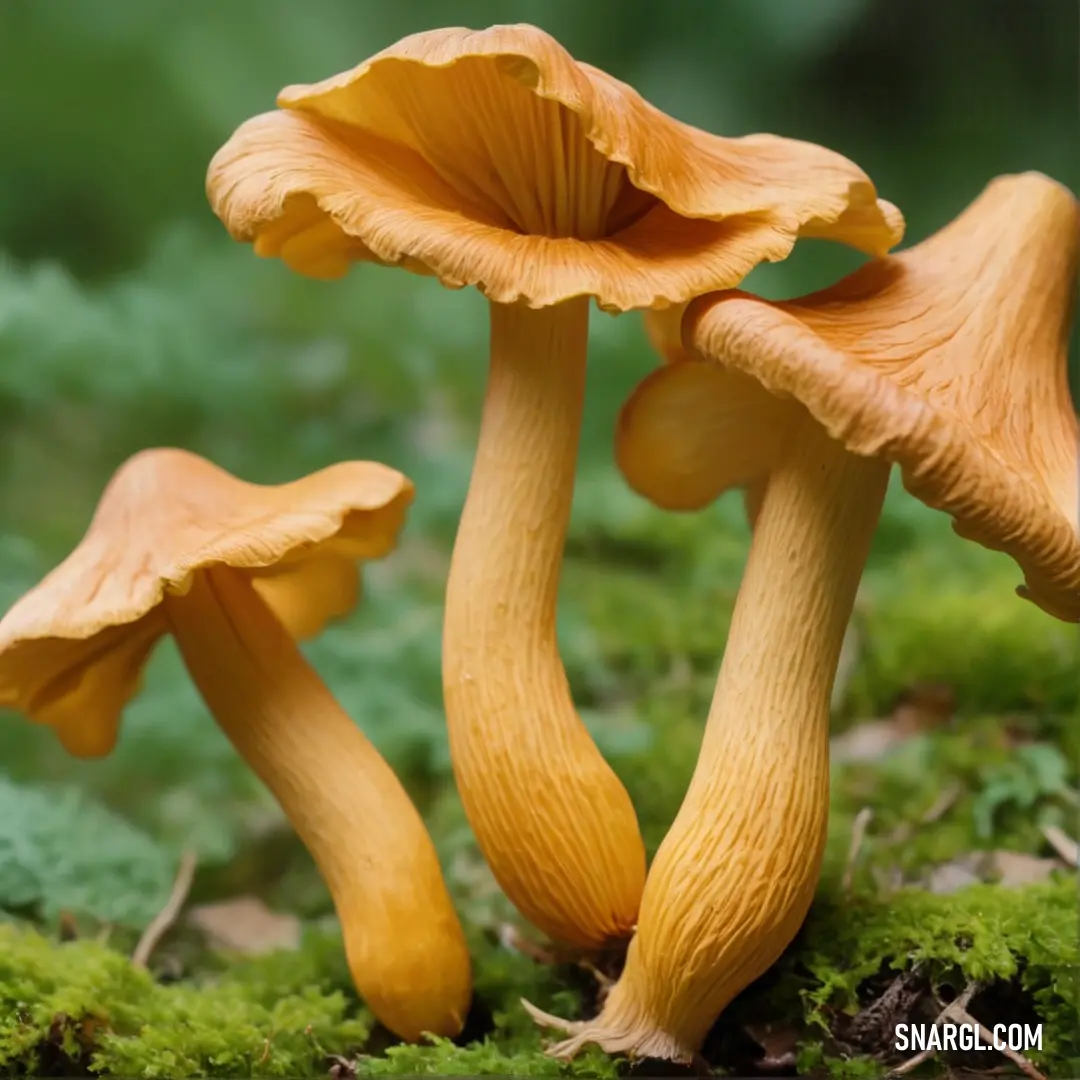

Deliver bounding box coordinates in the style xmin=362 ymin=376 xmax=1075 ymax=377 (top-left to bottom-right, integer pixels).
xmin=443 ymin=297 xmax=645 ymax=949
xmin=536 ymin=418 xmax=890 ymax=1058
xmin=165 ymin=566 xmax=470 ymax=1042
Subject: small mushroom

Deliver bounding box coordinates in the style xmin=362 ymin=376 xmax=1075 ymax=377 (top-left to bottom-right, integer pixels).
xmin=0 ymin=448 xmax=471 ymax=1042
xmin=528 ymin=172 xmax=1080 ymax=1059
xmin=206 ymin=23 xmax=903 ymax=949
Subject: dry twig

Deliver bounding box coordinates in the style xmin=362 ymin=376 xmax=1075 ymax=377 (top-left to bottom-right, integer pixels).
xmin=1040 ymin=823 xmax=1078 ymax=867
xmin=887 ymin=1042 xmax=936 ymax=1076
xmin=889 ymin=781 xmax=963 ymax=848
xmin=843 ymin=807 xmax=874 ymax=894
xmin=578 ymin=959 xmax=614 ymax=991
xmin=887 ymin=983 xmax=1046 ymax=1080
xmin=132 ymin=850 xmax=198 ymax=969
xmin=886 ymin=983 xmax=978 ymax=1077
xmin=920 ymin=782 xmax=963 ymax=825
xmin=497 ymin=923 xmax=560 ymax=965
xmin=947 ymin=1002 xmax=1047 ymax=1080
xmin=577 ymin=958 xmax=617 ymax=1008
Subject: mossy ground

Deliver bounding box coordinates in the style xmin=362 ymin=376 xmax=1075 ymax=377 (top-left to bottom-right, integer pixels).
xmin=5 ymin=875 xmax=1073 ymax=1079
xmin=1 ymin=423 xmax=1077 ymax=1077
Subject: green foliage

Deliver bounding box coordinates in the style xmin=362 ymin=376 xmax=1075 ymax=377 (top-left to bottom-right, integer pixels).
xmin=0 ymin=778 xmax=173 ymax=926
xmin=345 ymin=930 xmax=616 ymax=1077
xmin=823 ymin=719 xmax=1078 ymax=887
xmin=972 ymin=743 xmax=1074 ymax=841
xmin=3 ymin=877 xmax=1075 ymax=1078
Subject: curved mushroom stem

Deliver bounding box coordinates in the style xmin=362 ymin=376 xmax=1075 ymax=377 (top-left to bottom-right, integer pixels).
xmin=443 ymin=297 xmax=645 ymax=949
xmin=165 ymin=566 xmax=471 ymax=1042
xmin=531 ymin=418 xmax=890 ymax=1059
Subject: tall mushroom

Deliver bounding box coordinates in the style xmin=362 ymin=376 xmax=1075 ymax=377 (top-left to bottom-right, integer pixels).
xmin=206 ymin=23 xmax=903 ymax=949
xmin=0 ymin=448 xmax=471 ymax=1042
xmin=528 ymin=172 xmax=1080 ymax=1059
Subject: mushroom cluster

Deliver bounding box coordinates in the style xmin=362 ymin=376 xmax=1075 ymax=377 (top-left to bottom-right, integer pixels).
xmin=3 ymin=18 xmax=1076 ymax=1068
xmin=207 ymin=20 xmax=902 ymax=953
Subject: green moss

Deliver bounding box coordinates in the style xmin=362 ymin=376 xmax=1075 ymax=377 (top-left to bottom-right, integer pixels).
xmin=804 ymin=881 xmax=1078 ymax=1075
xmin=0 ymin=923 xmax=370 ymax=1077
xmin=2 ymin=504 xmax=1073 ymax=1078
xmin=851 ymin=545 xmax=1080 ymax=717
xmin=795 ymin=1049 xmax=885 ymax=1080
xmin=0 ymin=910 xmax=610 ymax=1078
xmin=720 ymin=879 xmax=1079 ymax=1078
xmin=2 ymin=792 xmax=1076 ymax=1079
xmin=354 ymin=1035 xmax=618 ymax=1077
xmin=803 ymin=880 xmax=1076 ymax=1005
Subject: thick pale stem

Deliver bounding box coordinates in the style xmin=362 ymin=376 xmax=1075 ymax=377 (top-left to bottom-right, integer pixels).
xmin=166 ymin=567 xmax=470 ymax=1042
xmin=443 ymin=298 xmax=645 ymax=948
xmin=539 ymin=421 xmax=890 ymax=1059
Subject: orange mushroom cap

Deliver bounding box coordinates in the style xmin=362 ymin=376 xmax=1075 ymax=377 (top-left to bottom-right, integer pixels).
xmin=620 ymin=171 xmax=1080 ymax=620
xmin=207 ymin=23 xmax=904 ymax=309
xmin=0 ymin=447 xmax=413 ymax=757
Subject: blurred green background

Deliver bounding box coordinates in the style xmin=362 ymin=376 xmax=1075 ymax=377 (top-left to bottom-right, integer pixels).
xmin=0 ymin=0 xmax=1077 ymax=947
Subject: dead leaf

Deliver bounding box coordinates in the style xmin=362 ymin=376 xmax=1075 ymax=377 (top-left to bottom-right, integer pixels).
xmin=327 ymin=1055 xmax=357 ymax=1079
xmin=925 ymin=849 xmax=1065 ymax=894
xmin=831 ymin=719 xmax=905 ymax=765
xmin=890 ymin=683 xmax=956 ymax=733
xmin=832 ymin=683 xmax=956 ymax=765
xmin=986 ymin=850 xmax=1065 ymax=887
xmin=926 ymin=855 xmax=983 ymax=894
xmin=188 ymin=896 xmax=301 ymax=955
xmin=744 ymin=1021 xmax=800 ymax=1072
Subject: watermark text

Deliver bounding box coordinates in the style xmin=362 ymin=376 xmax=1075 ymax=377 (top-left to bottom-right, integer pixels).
xmin=895 ymin=1023 xmax=1042 ymax=1054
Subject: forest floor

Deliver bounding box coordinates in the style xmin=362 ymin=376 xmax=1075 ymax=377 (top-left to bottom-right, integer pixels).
xmin=0 ymin=243 xmax=1077 ymax=1080
xmin=2 ymin=499 xmax=1077 ymax=1079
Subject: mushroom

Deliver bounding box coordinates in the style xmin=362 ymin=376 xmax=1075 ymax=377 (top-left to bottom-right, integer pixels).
xmin=527 ymin=172 xmax=1080 ymax=1059
xmin=206 ymin=24 xmax=903 ymax=950
xmin=0 ymin=448 xmax=471 ymax=1042
xmin=203 ymin=23 xmax=902 ymax=954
